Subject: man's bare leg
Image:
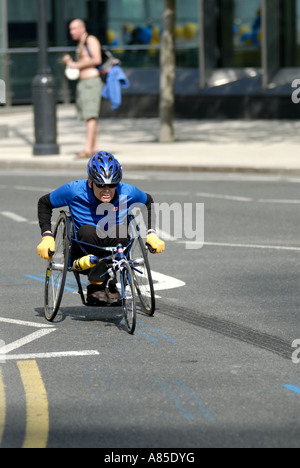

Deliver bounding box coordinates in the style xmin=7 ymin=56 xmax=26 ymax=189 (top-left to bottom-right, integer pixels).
xmin=85 ymin=118 xmax=99 ymax=154
xmin=74 ymin=117 xmax=99 ymax=159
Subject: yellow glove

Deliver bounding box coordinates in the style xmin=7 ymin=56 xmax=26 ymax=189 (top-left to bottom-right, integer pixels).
xmin=146 ymin=233 xmax=165 ymax=254
xmin=37 ymin=234 xmax=56 ymax=260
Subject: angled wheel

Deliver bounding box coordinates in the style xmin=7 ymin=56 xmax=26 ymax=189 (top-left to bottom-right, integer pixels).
xmin=121 ymin=262 xmax=136 ymax=334
xmin=44 ymin=212 xmax=70 ymax=321
xmin=128 ymin=217 xmax=155 ymax=315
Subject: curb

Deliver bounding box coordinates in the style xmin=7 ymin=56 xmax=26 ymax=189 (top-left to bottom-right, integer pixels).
xmin=0 ymin=159 xmax=300 ymax=175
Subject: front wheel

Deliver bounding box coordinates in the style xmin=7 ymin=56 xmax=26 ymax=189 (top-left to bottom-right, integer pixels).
xmin=131 ymin=235 xmax=155 ymax=316
xmin=44 ymin=212 xmax=70 ymax=321
xmin=121 ymin=262 xmax=136 ymax=334
xmin=128 ymin=216 xmax=155 ymax=316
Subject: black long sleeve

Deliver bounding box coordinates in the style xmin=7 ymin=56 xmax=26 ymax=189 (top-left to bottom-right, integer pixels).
xmin=38 ymin=194 xmax=54 ymax=235
xmin=145 ymin=193 xmax=156 ymax=232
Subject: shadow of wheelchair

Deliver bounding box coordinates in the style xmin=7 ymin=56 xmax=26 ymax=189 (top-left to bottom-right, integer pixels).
xmin=34 ymin=305 xmax=126 ymax=331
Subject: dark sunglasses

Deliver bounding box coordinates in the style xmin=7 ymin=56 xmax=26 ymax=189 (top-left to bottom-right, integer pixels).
xmin=94 ymin=183 xmax=118 ymax=189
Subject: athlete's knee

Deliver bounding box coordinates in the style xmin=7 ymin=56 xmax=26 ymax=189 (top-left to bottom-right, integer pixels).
xmin=77 ymin=224 xmax=97 ymax=243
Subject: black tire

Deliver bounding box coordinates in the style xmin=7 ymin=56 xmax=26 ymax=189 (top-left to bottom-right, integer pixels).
xmin=44 ymin=212 xmax=70 ymax=321
xmin=121 ymin=262 xmax=136 ymax=334
xmin=129 ymin=227 xmax=155 ymax=316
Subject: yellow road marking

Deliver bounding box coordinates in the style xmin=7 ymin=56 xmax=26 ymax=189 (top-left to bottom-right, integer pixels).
xmin=0 ymin=368 xmax=6 ymax=446
xmin=17 ymin=361 xmax=49 ymax=449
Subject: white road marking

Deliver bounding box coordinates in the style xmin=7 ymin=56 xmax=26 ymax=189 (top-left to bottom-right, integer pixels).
xmin=124 ymin=175 xmax=148 ymax=181
xmin=0 ymin=317 xmax=100 ymax=361
xmin=0 ymin=317 xmax=54 ymax=328
xmin=0 ymin=185 xmax=54 ymax=192
xmin=196 ymin=192 xmax=300 ymax=205
xmin=0 ymin=329 xmax=55 ymax=354
xmin=258 ymin=198 xmax=300 ymax=204
xmin=197 ymin=192 xmax=253 ymax=202
xmin=1 ymin=211 xmax=28 ymax=222
xmin=158 ymin=229 xmax=179 ymax=242
xmin=14 ymin=185 xmax=54 ymax=193
xmin=152 ymin=271 xmax=185 ymax=291
xmin=178 ymin=241 xmax=300 ymax=251
xmin=152 ymin=191 xmax=190 ymax=196
xmin=2 ymin=351 xmax=100 ymax=361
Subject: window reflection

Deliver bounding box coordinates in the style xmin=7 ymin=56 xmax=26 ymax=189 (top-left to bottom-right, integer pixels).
xmin=296 ymin=0 xmax=300 ymax=65
xmin=107 ymin=0 xmax=199 ymax=68
xmin=232 ymin=0 xmax=262 ymax=67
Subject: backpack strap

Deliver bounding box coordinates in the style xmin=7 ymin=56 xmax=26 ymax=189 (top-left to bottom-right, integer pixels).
xmin=84 ymin=34 xmax=104 ymax=75
xmin=84 ymin=35 xmax=120 ymax=82
xmin=84 ymin=35 xmax=92 ymax=58
xmin=85 ymin=34 xmax=114 ymax=65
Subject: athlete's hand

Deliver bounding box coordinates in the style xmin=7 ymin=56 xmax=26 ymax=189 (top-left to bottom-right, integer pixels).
xmin=37 ymin=234 xmax=56 ymax=260
xmin=146 ymin=233 xmax=165 ymax=254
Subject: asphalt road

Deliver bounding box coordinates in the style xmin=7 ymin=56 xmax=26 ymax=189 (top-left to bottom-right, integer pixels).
xmin=0 ymin=169 xmax=299 ymax=449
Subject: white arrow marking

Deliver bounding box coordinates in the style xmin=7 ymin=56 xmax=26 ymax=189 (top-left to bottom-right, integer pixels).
xmin=0 ymin=318 xmax=100 ymax=361
xmin=152 ymin=271 xmax=185 ymax=291
xmin=0 ymin=329 xmax=56 ymax=354
xmin=1 ymin=211 xmax=28 ymax=223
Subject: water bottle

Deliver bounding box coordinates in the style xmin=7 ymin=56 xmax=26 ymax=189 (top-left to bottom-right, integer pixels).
xmin=73 ymin=255 xmax=99 ymax=272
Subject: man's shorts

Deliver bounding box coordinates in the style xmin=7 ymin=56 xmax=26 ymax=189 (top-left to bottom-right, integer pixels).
xmin=76 ymin=77 xmax=103 ymax=121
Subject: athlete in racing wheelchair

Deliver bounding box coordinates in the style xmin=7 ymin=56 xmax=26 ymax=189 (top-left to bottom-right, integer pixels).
xmin=36 ymin=152 xmax=165 ymax=306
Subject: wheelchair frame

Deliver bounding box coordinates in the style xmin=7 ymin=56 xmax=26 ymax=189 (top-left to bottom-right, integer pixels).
xmin=44 ymin=211 xmax=155 ymax=334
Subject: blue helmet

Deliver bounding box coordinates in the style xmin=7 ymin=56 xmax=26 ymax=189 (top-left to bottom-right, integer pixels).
xmin=87 ymin=151 xmax=123 ymax=187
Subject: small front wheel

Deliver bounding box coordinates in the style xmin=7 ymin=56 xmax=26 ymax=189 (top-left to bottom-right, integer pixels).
xmin=44 ymin=212 xmax=70 ymax=321
xmin=120 ymin=262 xmax=136 ymax=334
xmin=128 ymin=215 xmax=155 ymax=315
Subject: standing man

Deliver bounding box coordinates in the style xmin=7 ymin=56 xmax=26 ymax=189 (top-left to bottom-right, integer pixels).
xmin=63 ymin=19 xmax=103 ymax=160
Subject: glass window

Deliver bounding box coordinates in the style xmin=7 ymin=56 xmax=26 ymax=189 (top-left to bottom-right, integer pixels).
xmin=282 ymin=0 xmax=300 ymax=67
xmin=65 ymin=0 xmax=87 ymax=23
xmin=107 ymin=0 xmax=198 ymax=67
xmin=7 ymin=0 xmax=38 ymax=47
xmin=7 ymin=0 xmax=38 ymax=23
xmin=0 ymin=1 xmax=5 ymax=49
xmin=7 ymin=0 xmax=54 ymax=47
xmin=1 ymin=0 xmax=201 ymax=104
xmin=219 ymin=0 xmax=261 ymax=68
xmin=276 ymin=0 xmax=300 ymax=67
xmin=232 ymin=0 xmax=262 ymax=67
xmin=297 ymin=0 xmax=300 ymax=64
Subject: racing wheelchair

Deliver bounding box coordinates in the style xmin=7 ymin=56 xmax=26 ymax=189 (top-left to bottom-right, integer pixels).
xmin=44 ymin=211 xmax=155 ymax=334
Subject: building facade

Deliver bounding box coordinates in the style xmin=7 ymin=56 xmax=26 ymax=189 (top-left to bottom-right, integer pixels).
xmin=0 ymin=0 xmax=300 ymax=118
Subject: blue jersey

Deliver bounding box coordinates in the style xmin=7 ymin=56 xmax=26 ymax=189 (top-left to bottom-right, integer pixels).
xmin=49 ymin=179 xmax=148 ymax=232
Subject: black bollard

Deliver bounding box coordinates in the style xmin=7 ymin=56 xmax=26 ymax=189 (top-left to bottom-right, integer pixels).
xmin=32 ymin=0 xmax=59 ymax=156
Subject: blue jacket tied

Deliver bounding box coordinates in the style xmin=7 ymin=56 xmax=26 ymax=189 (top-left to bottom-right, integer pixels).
xmin=102 ymin=65 xmax=130 ymax=110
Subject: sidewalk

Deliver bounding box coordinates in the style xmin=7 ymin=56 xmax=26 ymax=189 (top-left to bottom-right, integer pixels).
xmin=1 ymin=104 xmax=300 ymax=174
